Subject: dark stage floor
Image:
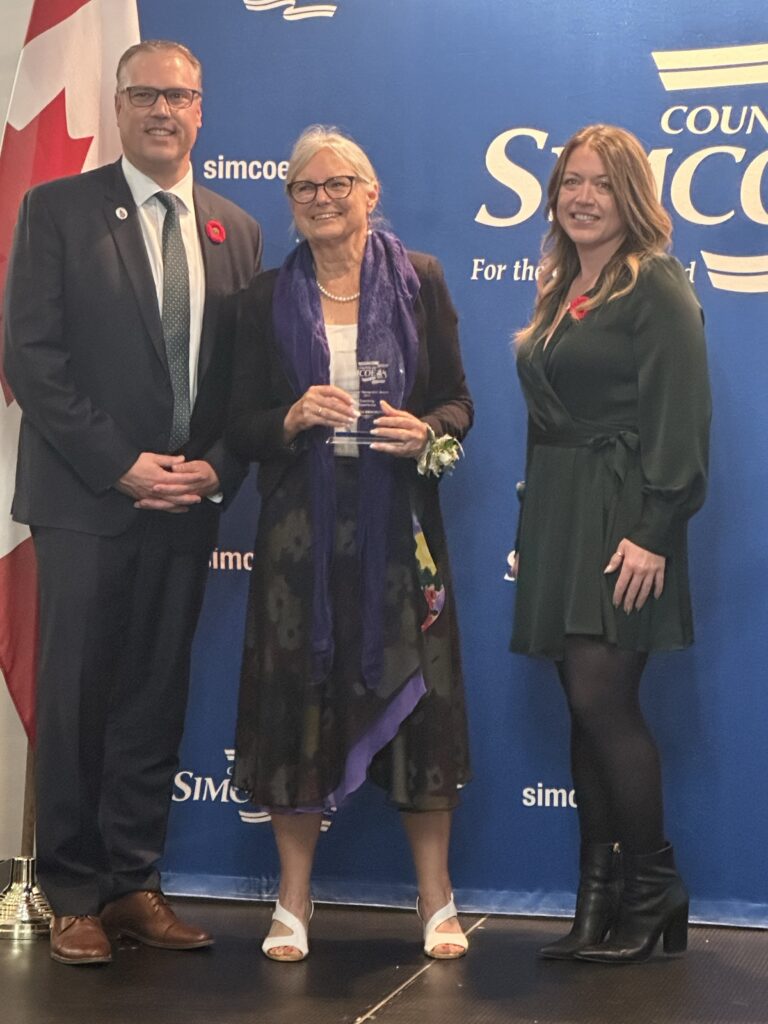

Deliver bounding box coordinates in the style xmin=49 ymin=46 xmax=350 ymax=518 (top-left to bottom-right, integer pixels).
xmin=1 ymin=896 xmax=766 ymax=1024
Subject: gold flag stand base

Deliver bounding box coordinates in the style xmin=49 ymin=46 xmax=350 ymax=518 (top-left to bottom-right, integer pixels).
xmin=0 ymin=745 xmax=51 ymax=938
xmin=0 ymin=856 xmax=51 ymax=939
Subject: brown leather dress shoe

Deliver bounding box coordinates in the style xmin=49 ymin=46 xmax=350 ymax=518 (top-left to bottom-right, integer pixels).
xmin=50 ymin=915 xmax=113 ymax=965
xmin=101 ymin=890 xmax=213 ymax=949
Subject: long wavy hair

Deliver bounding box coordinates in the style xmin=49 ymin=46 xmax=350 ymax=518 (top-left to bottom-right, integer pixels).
xmin=515 ymin=124 xmax=672 ymax=347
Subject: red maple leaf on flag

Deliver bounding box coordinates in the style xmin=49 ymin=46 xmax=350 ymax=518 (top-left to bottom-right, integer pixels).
xmin=0 ymin=91 xmax=91 ymax=738
xmin=0 ymin=90 xmax=93 ymax=404
xmin=25 ymin=0 xmax=91 ymax=42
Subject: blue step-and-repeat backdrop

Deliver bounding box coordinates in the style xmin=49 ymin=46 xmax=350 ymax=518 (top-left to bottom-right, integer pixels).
xmin=139 ymin=1 xmax=767 ymax=926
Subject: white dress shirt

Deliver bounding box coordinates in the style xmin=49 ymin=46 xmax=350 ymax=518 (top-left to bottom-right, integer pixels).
xmin=121 ymin=156 xmax=205 ymax=406
xmin=121 ymin=158 xmax=222 ymax=500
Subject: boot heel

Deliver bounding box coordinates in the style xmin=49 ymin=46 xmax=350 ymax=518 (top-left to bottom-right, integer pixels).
xmin=575 ymin=844 xmax=689 ymax=964
xmin=662 ymin=903 xmax=688 ymax=955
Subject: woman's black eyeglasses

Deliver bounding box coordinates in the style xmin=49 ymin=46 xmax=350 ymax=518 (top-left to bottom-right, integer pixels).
xmin=287 ymin=176 xmax=358 ymax=204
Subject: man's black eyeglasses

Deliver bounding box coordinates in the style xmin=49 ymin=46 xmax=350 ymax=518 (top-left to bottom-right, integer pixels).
xmin=121 ymin=87 xmax=202 ymax=109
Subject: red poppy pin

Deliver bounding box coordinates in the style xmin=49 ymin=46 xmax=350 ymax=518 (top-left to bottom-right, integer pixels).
xmin=205 ymin=219 xmax=226 ymax=244
xmin=569 ymin=295 xmax=589 ymax=320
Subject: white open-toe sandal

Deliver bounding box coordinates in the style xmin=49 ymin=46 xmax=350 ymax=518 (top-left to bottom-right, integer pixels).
xmin=261 ymin=900 xmax=313 ymax=962
xmin=418 ymin=894 xmax=469 ymax=959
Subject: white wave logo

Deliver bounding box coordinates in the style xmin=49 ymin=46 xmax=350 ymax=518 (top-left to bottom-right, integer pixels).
xmin=652 ymin=43 xmax=768 ymax=92
xmin=651 ymin=42 xmax=768 ymax=293
xmin=700 ymin=252 xmax=768 ymax=293
xmin=242 ymin=0 xmax=339 ymax=20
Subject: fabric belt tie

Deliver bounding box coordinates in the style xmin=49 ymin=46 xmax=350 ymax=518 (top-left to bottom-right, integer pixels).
xmin=156 ymin=191 xmax=191 ymax=451
xmin=531 ymin=426 xmax=639 ymax=484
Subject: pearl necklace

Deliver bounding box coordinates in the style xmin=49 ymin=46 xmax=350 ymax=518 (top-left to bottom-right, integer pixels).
xmin=316 ymin=280 xmax=360 ymax=303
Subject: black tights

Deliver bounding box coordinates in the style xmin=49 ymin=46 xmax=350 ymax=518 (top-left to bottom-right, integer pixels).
xmin=556 ymin=636 xmax=665 ymax=854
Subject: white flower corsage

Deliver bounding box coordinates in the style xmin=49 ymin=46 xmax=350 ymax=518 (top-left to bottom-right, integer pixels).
xmin=504 ymin=550 xmax=518 ymax=582
xmin=416 ymin=425 xmax=464 ymax=478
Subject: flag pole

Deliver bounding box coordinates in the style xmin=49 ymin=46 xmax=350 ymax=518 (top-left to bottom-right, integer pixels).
xmin=0 ymin=743 xmax=51 ymax=939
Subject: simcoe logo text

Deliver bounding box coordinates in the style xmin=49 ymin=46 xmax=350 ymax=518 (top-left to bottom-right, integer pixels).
xmin=522 ymin=782 xmax=578 ymax=809
xmin=209 ymin=548 xmax=252 ymax=571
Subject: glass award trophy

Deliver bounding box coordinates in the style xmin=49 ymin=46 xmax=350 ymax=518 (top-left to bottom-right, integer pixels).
xmin=329 ymin=359 xmax=390 ymax=447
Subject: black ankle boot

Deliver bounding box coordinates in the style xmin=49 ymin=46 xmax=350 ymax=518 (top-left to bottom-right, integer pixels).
xmin=538 ymin=843 xmax=621 ymax=960
xmin=575 ymin=842 xmax=688 ymax=963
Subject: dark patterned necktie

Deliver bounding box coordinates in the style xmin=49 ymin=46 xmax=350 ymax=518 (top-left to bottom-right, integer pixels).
xmin=156 ymin=191 xmax=191 ymax=450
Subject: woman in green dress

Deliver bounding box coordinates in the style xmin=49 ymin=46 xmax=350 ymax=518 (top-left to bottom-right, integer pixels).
xmin=511 ymin=125 xmax=711 ymax=963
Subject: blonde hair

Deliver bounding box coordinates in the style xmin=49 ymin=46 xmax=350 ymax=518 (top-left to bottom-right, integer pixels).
xmin=516 ymin=124 xmax=671 ymax=347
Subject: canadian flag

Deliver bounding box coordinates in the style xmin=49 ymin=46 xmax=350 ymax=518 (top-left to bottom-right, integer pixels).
xmin=0 ymin=0 xmax=140 ymax=740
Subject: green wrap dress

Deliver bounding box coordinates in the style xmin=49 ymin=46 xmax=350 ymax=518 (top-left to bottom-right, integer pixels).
xmin=511 ymin=255 xmax=711 ymax=659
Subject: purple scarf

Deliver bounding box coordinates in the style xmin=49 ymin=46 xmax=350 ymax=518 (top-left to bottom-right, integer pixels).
xmin=273 ymin=230 xmax=420 ymax=688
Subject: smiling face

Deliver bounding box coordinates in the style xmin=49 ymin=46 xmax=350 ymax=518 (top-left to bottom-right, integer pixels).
xmin=555 ymin=144 xmax=626 ymax=264
xmin=289 ymin=148 xmax=379 ymax=254
xmin=115 ymin=49 xmax=202 ymax=188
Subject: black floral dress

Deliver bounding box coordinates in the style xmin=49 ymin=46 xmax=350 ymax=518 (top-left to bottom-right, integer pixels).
xmin=228 ymin=253 xmax=472 ymax=812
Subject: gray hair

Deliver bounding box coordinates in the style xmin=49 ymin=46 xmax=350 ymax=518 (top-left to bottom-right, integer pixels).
xmin=116 ymin=40 xmax=202 ymax=91
xmin=286 ymin=125 xmax=379 ymax=189
xmin=285 ymin=125 xmax=384 ymax=235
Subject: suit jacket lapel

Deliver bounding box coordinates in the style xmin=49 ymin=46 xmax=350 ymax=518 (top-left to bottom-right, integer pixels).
xmin=102 ymin=161 xmax=167 ymax=370
xmin=194 ymin=186 xmax=222 ymax=387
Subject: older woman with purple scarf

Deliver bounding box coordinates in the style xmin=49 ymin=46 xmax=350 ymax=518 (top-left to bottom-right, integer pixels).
xmin=227 ymin=126 xmax=473 ymax=962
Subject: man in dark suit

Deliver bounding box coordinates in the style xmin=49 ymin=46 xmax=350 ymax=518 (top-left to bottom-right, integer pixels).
xmin=3 ymin=40 xmax=262 ymax=965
